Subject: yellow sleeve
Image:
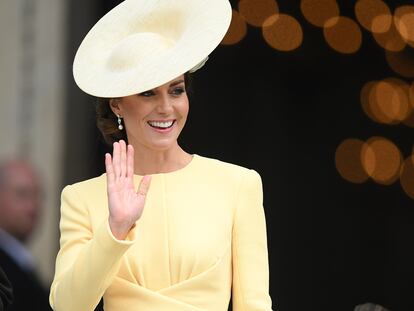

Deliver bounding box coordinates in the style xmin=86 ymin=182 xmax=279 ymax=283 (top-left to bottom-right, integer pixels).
xmin=49 ymin=185 xmax=136 ymax=311
xmin=232 ymin=170 xmax=273 ymax=310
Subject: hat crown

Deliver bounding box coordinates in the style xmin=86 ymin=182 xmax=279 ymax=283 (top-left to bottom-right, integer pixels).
xmin=108 ymin=32 xmax=174 ymax=72
xmin=135 ymin=8 xmax=185 ymax=41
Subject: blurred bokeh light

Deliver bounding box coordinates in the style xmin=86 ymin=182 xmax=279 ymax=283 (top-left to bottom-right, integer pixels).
xmin=354 ymin=0 xmax=392 ymax=34
xmin=361 ymin=78 xmax=412 ymax=124
xmin=238 ymin=0 xmax=279 ymax=27
xmin=336 ymin=137 xmax=403 ymax=186
xmin=362 ymin=137 xmax=402 ymax=185
xmin=262 ymin=14 xmax=303 ymax=51
xmin=394 ymin=5 xmax=414 ymax=47
xmin=373 ymin=21 xmax=406 ymax=51
xmin=374 ymin=78 xmax=410 ymax=123
xmin=323 ymin=16 xmax=362 ymax=54
xmin=401 ymin=82 xmax=414 ymax=127
xmin=385 ymin=49 xmax=414 ymax=78
xmin=400 ymin=155 xmax=414 ymax=199
xmin=221 ymin=10 xmax=247 ymax=45
xmin=410 ymin=81 xmax=414 ymax=106
xmin=335 ymin=138 xmax=370 ymax=183
xmin=300 ymin=0 xmax=339 ymax=27
xmin=361 ymin=80 xmax=379 ymax=122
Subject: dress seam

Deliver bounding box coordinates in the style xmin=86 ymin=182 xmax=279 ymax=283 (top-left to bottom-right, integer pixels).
xmin=163 ymin=175 xmax=173 ymax=286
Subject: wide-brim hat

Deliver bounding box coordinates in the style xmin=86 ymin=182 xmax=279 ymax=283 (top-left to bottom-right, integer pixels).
xmin=73 ymin=0 xmax=232 ymax=98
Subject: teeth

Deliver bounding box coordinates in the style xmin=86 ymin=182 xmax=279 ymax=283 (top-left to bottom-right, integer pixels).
xmin=148 ymin=120 xmax=174 ymax=128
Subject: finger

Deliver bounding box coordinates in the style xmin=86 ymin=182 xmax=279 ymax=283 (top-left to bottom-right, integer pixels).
xmin=113 ymin=142 xmax=121 ymax=178
xmin=105 ymin=153 xmax=115 ymax=185
xmin=120 ymin=140 xmax=127 ymax=178
xmin=127 ymin=144 xmax=134 ymax=179
xmin=137 ymin=175 xmax=152 ymax=197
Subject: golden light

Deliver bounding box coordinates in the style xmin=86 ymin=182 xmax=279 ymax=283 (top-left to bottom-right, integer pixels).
xmin=400 ymin=156 xmax=414 ymax=199
xmin=300 ymin=0 xmax=340 ymax=27
xmin=402 ymin=110 xmax=414 ymax=127
xmin=366 ymin=81 xmax=396 ymax=124
xmin=354 ymin=0 xmax=392 ymax=33
xmin=335 ymin=138 xmax=370 ymax=184
xmin=369 ymin=78 xmax=411 ymax=124
xmin=402 ymin=82 xmax=414 ymax=127
xmin=410 ymin=82 xmax=414 ymax=106
xmin=362 ymin=137 xmax=402 ymax=185
xmin=361 ymin=141 xmax=376 ymax=179
xmin=394 ymin=5 xmax=414 ymax=47
xmin=221 ymin=10 xmax=247 ymax=45
xmin=385 ymin=49 xmax=414 ymax=78
xmin=238 ymin=0 xmax=279 ymax=27
xmin=262 ymin=14 xmax=303 ymax=52
xmin=361 ymin=81 xmax=380 ymax=123
xmin=386 ymin=77 xmax=412 ymax=115
xmin=373 ymin=21 xmax=406 ymax=51
xmin=323 ymin=16 xmax=362 ymax=54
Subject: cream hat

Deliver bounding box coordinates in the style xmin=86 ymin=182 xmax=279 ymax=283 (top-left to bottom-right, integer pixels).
xmin=73 ymin=0 xmax=232 ymax=98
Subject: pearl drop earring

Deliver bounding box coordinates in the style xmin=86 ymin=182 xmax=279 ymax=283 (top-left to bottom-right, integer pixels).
xmin=117 ymin=114 xmax=123 ymax=130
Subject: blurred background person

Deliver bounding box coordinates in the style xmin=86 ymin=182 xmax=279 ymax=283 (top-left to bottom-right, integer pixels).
xmin=0 ymin=265 xmax=13 ymax=311
xmin=0 ymin=159 xmax=51 ymax=311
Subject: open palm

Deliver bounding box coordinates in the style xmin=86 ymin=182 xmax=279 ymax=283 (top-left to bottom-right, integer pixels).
xmin=105 ymin=140 xmax=151 ymax=240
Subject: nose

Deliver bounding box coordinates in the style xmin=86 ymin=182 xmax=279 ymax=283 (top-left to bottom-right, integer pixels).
xmin=155 ymin=93 xmax=174 ymax=114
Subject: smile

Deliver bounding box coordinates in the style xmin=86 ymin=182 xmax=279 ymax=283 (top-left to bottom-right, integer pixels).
xmin=147 ymin=120 xmax=175 ymax=129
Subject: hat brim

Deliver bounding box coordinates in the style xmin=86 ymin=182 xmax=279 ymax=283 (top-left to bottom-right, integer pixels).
xmin=73 ymin=0 xmax=232 ymax=97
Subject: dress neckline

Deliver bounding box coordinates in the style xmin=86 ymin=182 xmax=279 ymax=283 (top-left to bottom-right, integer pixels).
xmin=132 ymin=154 xmax=198 ymax=178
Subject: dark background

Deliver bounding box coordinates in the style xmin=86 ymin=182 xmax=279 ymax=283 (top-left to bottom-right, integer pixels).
xmin=64 ymin=1 xmax=414 ymax=310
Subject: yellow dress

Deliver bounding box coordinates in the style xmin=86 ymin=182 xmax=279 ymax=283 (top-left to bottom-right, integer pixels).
xmin=50 ymin=154 xmax=273 ymax=311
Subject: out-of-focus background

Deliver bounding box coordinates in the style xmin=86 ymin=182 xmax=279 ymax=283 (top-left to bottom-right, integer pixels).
xmin=1 ymin=0 xmax=414 ymax=310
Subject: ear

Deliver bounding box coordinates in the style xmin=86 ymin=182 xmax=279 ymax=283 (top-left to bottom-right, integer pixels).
xmin=109 ymin=98 xmax=122 ymax=116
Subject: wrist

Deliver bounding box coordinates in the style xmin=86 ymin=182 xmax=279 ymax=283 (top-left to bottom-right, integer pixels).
xmin=108 ymin=217 xmax=135 ymax=240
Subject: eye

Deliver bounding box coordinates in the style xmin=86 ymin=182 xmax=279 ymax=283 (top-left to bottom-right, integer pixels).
xmin=139 ymin=90 xmax=155 ymax=97
xmin=172 ymin=87 xmax=185 ymax=95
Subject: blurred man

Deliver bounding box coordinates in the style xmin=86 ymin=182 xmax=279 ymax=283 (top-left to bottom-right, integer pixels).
xmin=0 ymin=265 xmax=13 ymax=311
xmin=0 ymin=159 xmax=51 ymax=310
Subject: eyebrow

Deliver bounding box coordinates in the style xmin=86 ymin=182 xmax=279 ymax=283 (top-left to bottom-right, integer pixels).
xmin=142 ymin=79 xmax=185 ymax=94
xmin=169 ymin=79 xmax=185 ymax=87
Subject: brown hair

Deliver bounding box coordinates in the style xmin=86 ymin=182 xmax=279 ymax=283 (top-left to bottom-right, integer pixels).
xmin=96 ymin=72 xmax=192 ymax=145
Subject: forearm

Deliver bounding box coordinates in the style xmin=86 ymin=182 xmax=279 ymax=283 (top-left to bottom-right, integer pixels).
xmin=50 ymin=220 xmax=135 ymax=311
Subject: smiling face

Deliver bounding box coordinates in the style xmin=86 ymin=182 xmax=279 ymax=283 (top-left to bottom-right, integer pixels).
xmin=110 ymin=75 xmax=189 ymax=152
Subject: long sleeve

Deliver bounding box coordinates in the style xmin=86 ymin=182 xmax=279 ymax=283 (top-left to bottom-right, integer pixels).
xmin=0 ymin=265 xmax=13 ymax=310
xmin=232 ymin=170 xmax=273 ymax=311
xmin=49 ymin=185 xmax=136 ymax=311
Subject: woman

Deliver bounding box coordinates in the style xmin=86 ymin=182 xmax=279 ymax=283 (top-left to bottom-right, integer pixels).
xmin=50 ymin=0 xmax=273 ymax=310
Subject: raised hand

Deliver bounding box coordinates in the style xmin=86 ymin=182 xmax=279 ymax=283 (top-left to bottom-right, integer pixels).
xmin=105 ymin=140 xmax=151 ymax=240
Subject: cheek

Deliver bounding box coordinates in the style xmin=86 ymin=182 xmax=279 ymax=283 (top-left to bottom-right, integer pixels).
xmin=179 ymin=99 xmax=190 ymax=117
xmin=123 ymin=108 xmax=148 ymax=127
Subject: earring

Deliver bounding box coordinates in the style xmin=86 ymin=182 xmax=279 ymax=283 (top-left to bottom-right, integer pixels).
xmin=117 ymin=114 xmax=123 ymax=130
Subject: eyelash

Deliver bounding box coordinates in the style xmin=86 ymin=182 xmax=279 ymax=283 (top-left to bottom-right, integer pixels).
xmin=139 ymin=87 xmax=185 ymax=97
xmin=172 ymin=87 xmax=185 ymax=95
